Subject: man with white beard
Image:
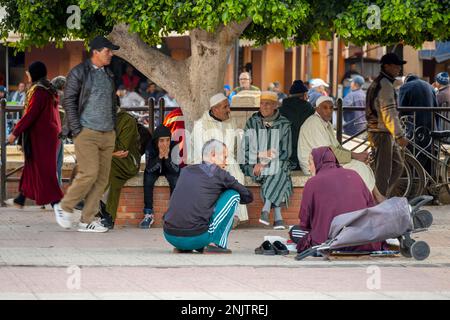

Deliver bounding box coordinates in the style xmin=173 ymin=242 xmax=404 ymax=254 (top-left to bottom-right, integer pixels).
xmin=190 ymin=93 xmax=248 ymax=227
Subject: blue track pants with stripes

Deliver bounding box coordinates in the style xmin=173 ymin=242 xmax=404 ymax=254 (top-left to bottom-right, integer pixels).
xmin=164 ymin=190 xmax=240 ymax=250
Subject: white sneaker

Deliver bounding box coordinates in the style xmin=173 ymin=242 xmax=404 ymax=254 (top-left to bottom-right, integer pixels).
xmin=77 ymin=220 xmax=108 ymax=233
xmin=53 ymin=203 xmax=72 ymax=229
xmin=5 ymin=198 xmax=23 ymax=209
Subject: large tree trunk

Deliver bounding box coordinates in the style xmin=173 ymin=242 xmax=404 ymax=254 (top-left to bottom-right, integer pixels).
xmin=108 ymin=20 xmax=251 ymax=131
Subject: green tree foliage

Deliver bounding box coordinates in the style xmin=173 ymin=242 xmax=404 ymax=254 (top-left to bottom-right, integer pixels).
xmin=334 ymin=0 xmax=450 ymax=47
xmin=1 ymin=0 xmax=448 ymax=50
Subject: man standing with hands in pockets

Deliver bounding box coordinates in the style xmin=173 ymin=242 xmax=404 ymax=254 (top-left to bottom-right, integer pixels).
xmin=53 ymin=36 xmax=120 ymax=233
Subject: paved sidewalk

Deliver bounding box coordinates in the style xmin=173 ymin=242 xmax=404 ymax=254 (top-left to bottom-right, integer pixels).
xmin=0 ymin=205 xmax=449 ymax=299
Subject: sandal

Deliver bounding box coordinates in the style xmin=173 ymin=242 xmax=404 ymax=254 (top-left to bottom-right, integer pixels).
xmin=254 ymin=240 xmax=276 ymax=255
xmin=272 ymin=241 xmax=289 ymax=255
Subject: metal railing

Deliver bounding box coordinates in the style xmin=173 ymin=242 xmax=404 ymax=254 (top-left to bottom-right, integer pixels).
xmin=335 ymin=98 xmax=450 ymax=145
xmin=0 ymin=97 xmax=163 ymax=205
xmin=2 ymin=95 xmax=450 ymax=205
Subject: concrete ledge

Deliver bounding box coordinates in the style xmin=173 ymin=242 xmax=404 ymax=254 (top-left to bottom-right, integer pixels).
xmin=5 ymin=156 xmax=311 ymax=188
xmin=124 ymin=170 xmax=310 ymax=187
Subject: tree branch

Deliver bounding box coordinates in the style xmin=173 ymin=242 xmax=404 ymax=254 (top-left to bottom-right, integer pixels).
xmin=108 ymin=24 xmax=188 ymax=95
xmin=218 ymin=17 xmax=253 ymax=44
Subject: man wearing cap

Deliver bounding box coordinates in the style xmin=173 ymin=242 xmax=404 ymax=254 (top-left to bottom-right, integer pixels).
xmin=366 ymin=53 xmax=409 ymax=197
xmin=299 ymin=96 xmax=384 ymax=203
xmin=190 ymin=93 xmax=249 ymax=226
xmin=308 ymin=78 xmax=329 ymax=107
xmin=279 ymin=80 xmax=315 ymax=170
xmin=241 ymin=91 xmax=293 ymax=229
xmin=343 ymin=75 xmax=367 ymax=136
xmin=434 ymin=72 xmax=450 ymax=130
xmin=54 ymin=36 xmax=120 ymax=233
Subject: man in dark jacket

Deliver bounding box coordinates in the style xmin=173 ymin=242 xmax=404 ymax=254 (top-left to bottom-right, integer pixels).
xmin=279 ymin=80 xmax=315 ymax=171
xmin=54 ymin=36 xmax=120 ymax=233
xmin=399 ymin=74 xmax=438 ymax=174
xmin=140 ymin=125 xmax=180 ymax=229
xmin=163 ymin=139 xmax=253 ymax=254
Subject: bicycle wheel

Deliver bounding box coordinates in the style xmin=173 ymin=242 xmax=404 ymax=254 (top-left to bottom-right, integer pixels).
xmin=391 ymin=153 xmax=426 ymax=199
xmin=441 ymin=155 xmax=450 ymax=195
xmin=389 ymin=159 xmax=411 ymax=198
xmin=405 ymin=153 xmax=427 ymax=199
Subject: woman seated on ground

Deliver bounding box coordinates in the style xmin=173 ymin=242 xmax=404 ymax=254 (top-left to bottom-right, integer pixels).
xmin=296 ymin=146 xmax=387 ymax=253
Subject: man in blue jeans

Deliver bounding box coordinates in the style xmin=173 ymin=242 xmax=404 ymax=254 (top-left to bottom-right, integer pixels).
xmin=163 ymin=139 xmax=253 ymax=253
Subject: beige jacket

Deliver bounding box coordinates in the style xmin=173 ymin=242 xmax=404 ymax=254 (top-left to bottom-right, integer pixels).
xmin=366 ymin=73 xmax=404 ymax=139
xmin=298 ymin=113 xmax=375 ymax=191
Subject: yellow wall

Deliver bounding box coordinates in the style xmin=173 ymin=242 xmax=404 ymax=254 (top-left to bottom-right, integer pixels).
xmin=25 ymin=41 xmax=86 ymax=81
xmin=243 ymin=47 xmax=252 ymax=65
xmin=311 ymin=40 xmax=329 ymax=81
xmin=403 ymin=45 xmax=423 ymax=77
xmin=261 ymin=43 xmax=285 ymax=91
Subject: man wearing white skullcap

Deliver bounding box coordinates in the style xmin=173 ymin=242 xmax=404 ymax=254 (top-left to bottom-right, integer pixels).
xmin=190 ymin=92 xmax=249 ymax=226
xmin=298 ymin=96 xmax=384 ymax=203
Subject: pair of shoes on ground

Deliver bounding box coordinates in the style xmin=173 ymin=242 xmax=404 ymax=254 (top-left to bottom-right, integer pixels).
xmin=173 ymin=245 xmax=232 ymax=254
xmin=53 ymin=203 xmax=109 ymax=233
xmin=255 ymin=240 xmax=289 ymax=255
xmin=259 ymin=211 xmax=286 ymax=230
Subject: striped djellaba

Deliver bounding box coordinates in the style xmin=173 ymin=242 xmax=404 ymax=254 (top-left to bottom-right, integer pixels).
xmin=240 ymin=111 xmax=293 ymax=207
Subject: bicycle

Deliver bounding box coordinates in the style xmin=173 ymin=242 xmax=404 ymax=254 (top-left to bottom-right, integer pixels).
xmin=392 ymin=115 xmax=450 ymax=200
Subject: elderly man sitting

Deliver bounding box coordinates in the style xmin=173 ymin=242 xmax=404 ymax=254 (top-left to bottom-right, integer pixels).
xmin=241 ymin=91 xmax=293 ymax=230
xmin=298 ymin=96 xmax=384 ymax=202
xmin=163 ymin=139 xmax=253 ymax=254
xmin=190 ymin=93 xmax=249 ymax=226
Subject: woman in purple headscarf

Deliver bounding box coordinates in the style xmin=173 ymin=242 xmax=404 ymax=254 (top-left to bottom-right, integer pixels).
xmin=297 ymin=146 xmax=386 ymax=253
